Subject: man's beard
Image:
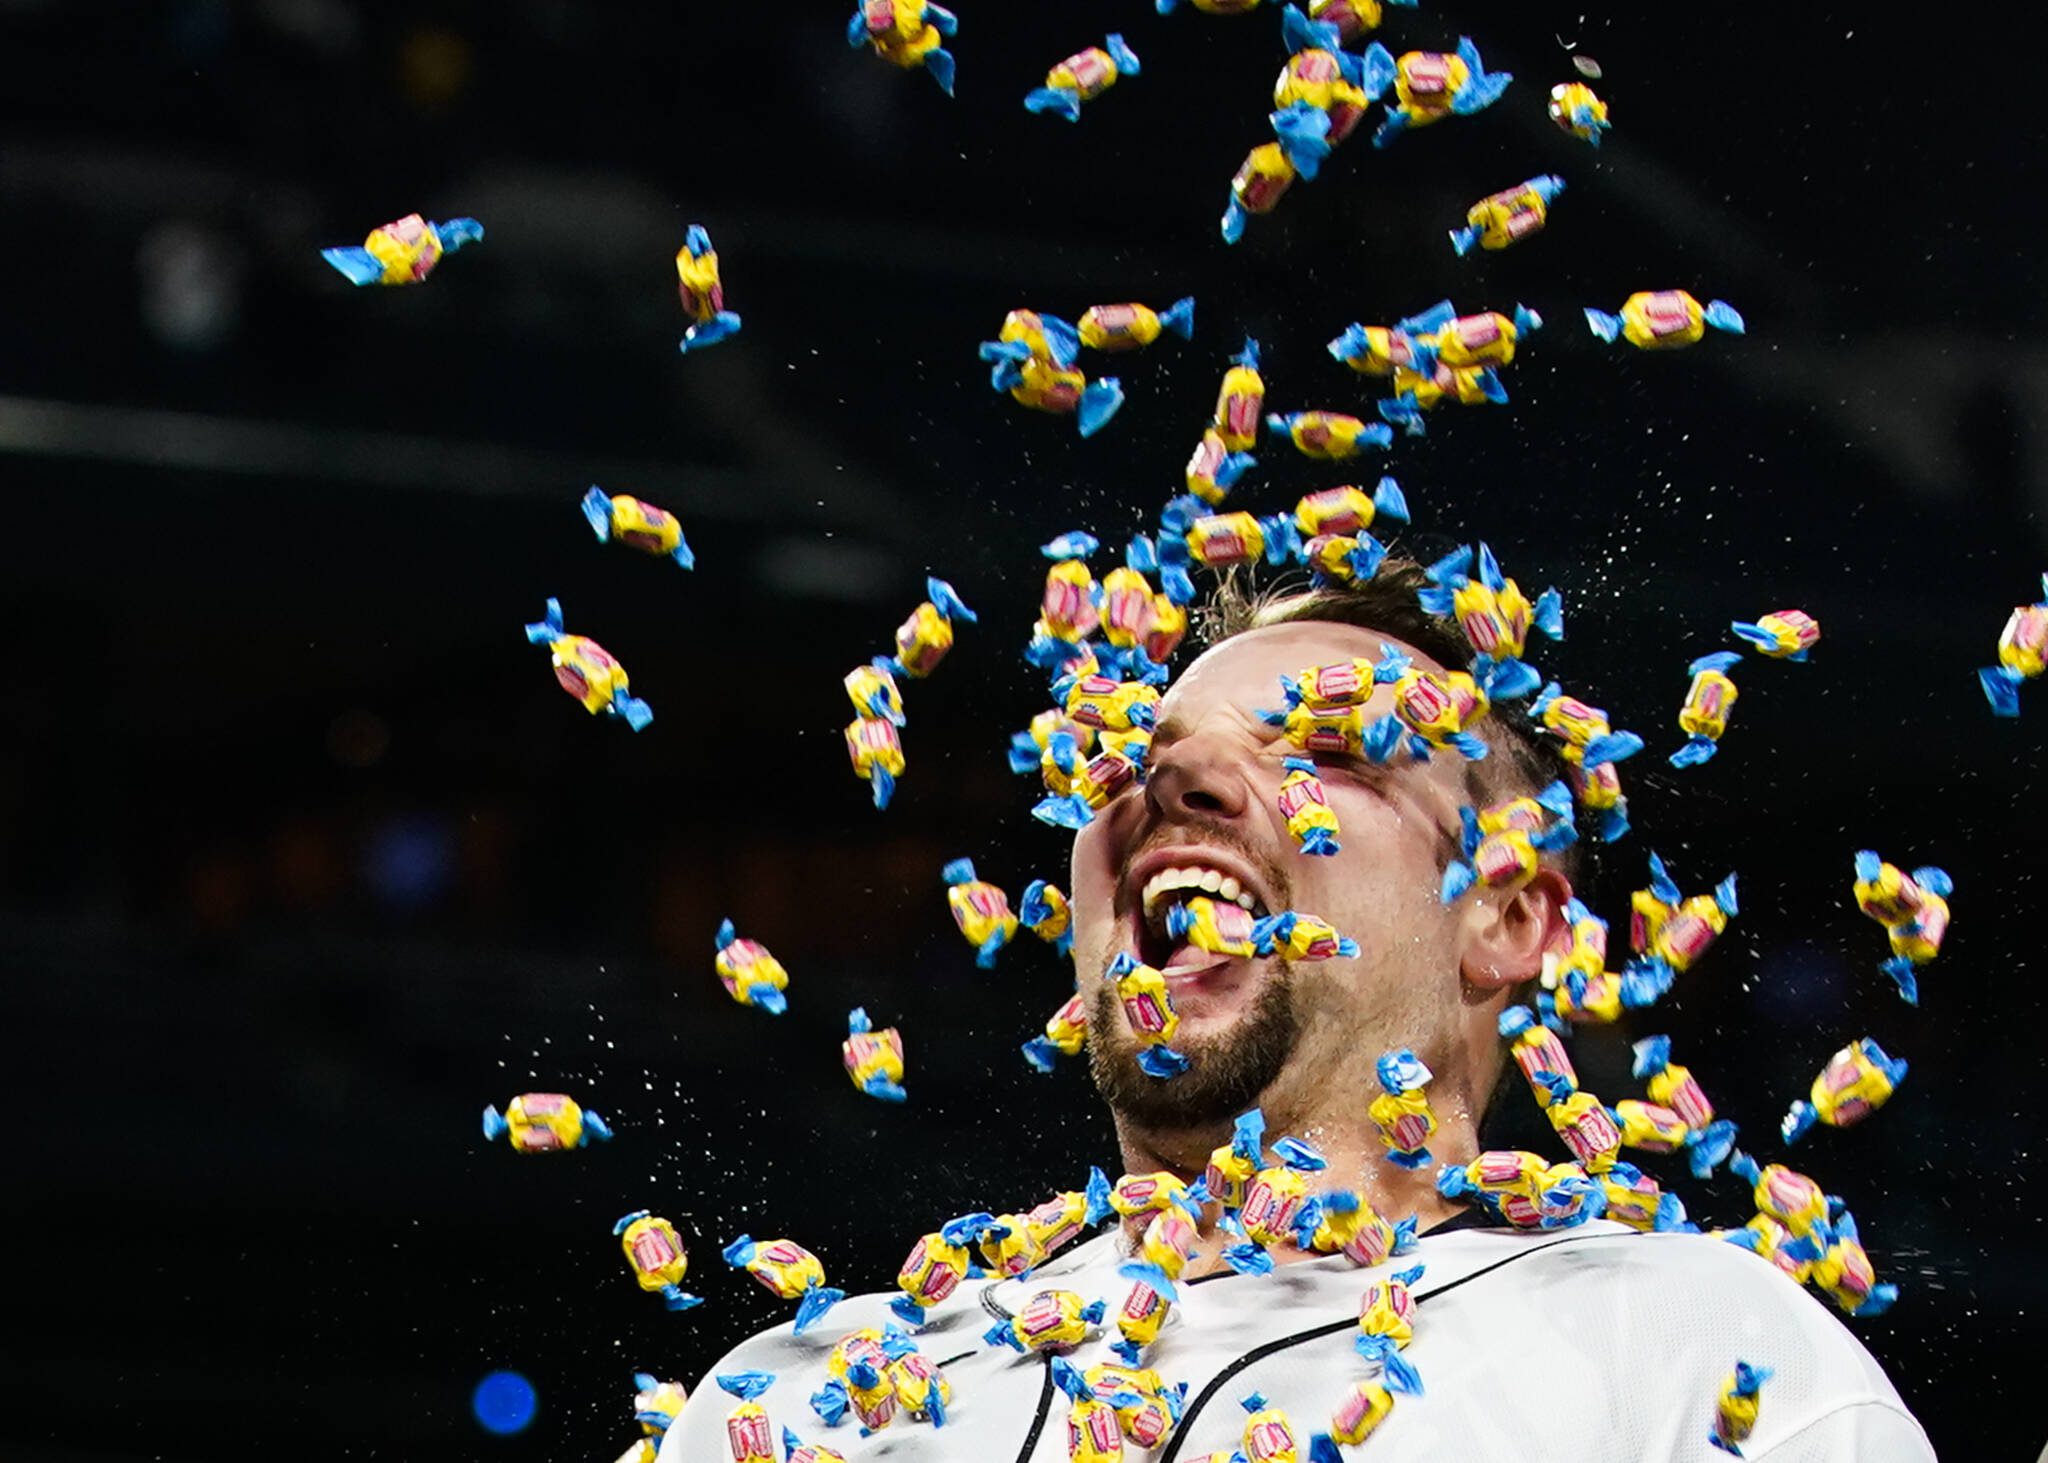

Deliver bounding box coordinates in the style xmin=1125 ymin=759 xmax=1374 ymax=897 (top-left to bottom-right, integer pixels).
xmin=1086 ymin=963 xmax=1301 ymax=1129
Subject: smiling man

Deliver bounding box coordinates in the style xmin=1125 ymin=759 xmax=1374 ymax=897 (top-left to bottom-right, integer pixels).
xmin=657 ymin=562 xmax=1933 ymax=1463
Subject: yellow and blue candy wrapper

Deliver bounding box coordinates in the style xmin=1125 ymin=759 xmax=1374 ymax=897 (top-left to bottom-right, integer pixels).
xmin=524 ymin=598 xmax=653 ymax=730
xmin=1730 ymin=608 xmax=1820 ymax=661
xmin=891 ymin=1214 xmax=989 ymax=1326
xmin=1586 ymin=290 xmax=1745 ymax=350
xmin=716 ymin=918 xmax=791 ymax=1015
xmin=1417 ymin=542 xmax=1564 ymax=702
xmin=1597 ymin=1160 xmax=1696 ymax=1234
xmin=1531 ymin=682 xmax=1645 ymax=838
xmin=888 ymin=576 xmax=977 ymax=679
xmin=482 ymin=1092 xmax=611 ymax=1152
xmin=1251 ymin=910 xmax=1360 ymax=961
xmin=979 ymin=344 xmax=1127 ymax=436
xmin=1079 ymin=296 xmax=1193 ymax=352
xmin=1630 ymin=1034 xmax=1738 ymax=1177
xmin=1353 ymin=1262 xmax=1426 ymax=1380
xmin=1311 ymin=1361 xmax=1421 ymax=1456
xmin=1782 ymin=1037 xmax=1909 ymax=1144
xmin=613 ymin=1210 xmax=703 ymax=1311
xmin=1450 ymin=174 xmax=1565 ymax=256
xmin=1220 ymin=1136 xmax=1326 ymax=1271
xmin=1328 ymin=301 xmax=1451 ymax=377
xmin=1212 ymin=337 xmax=1267 ymax=449
xmin=1021 ymin=879 xmax=1075 ymax=956
xmin=844 ymin=0 xmax=957 ymax=95
xmin=1548 ymin=81 xmax=1609 ymax=144
xmin=994 ymin=308 xmax=1083 ymax=370
xmin=1851 ymin=849 xmax=1952 ymax=1004
xmin=1440 ymin=781 xmax=1578 ymax=903
xmin=1278 ymin=756 xmax=1341 ymax=855
xmin=1670 ymin=650 xmax=1743 ymax=767
xmin=321 ymin=212 xmax=481 ymax=287
xmin=1025 ymin=34 xmax=1140 ymax=122
xmin=1186 ymin=427 xmax=1257 ymax=507
xmin=1360 ymin=37 xmax=1512 ymax=146
xmin=1082 ymin=1362 xmax=1185 ymax=1449
xmin=975 ymin=1212 xmax=1050 ymax=1279
xmin=582 ymin=486 xmax=695 ymax=568
xmin=1050 ymin=1356 xmax=1125 ymax=1462
xmin=845 ymin=658 xmax=906 ymax=726
xmin=1369 ymin=1049 xmax=1437 ymax=1169
xmin=1238 ymin=1392 xmax=1304 ymax=1463
xmin=1802 ymin=1204 xmax=1900 ymax=1317
xmin=1023 ymin=992 xmax=1089 ymax=1072
xmin=782 ymin=1427 xmax=849 ymax=1463
xmin=1033 ymin=733 xmax=1142 ymax=829
xmin=1707 ymin=1361 xmax=1771 ymax=1457
xmin=722 ymin=1236 xmax=847 ymax=1334
xmin=1622 ymin=852 xmax=1740 ymax=1006
xmin=1293 ymin=478 xmax=1409 ymax=540
xmin=675 ymin=224 xmax=742 ymax=353
xmin=1304 ymin=0 xmax=1416 ymax=44
xmin=1728 ymin=1151 xmax=1829 ymax=1238
xmin=845 ymin=715 xmax=905 ymax=809
xmin=1497 ymin=1004 xmax=1577 ymax=1091
xmin=843 ymin=1007 xmax=907 ymax=1103
xmin=1266 ymin=410 xmax=1393 ymax=460
xmin=1365 ymin=643 xmax=1491 ymax=763
xmin=1531 ymin=1071 xmax=1623 ymax=1174
xmin=1107 ymin=952 xmax=1191 ymax=1079
xmin=1163 ymin=895 xmax=1261 ymax=960
xmin=982 ymin=1289 xmax=1107 ymax=1354
xmin=1978 ymin=574 xmax=2048 ymax=715
xmin=1221 ymin=141 xmax=1298 ymax=244
xmin=715 ymin=1371 xmax=779 ymax=1462
xmin=1202 ymin=1108 xmax=1269 ymax=1213
xmin=1156 ymin=505 xmax=1299 ymax=605
xmin=943 ymin=858 xmax=1020 ymax=968
xmin=632 ymin=1372 xmax=688 ymax=1441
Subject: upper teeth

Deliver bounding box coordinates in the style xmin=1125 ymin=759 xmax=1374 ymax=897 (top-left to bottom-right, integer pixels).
xmin=1141 ymin=865 xmax=1259 ymax=922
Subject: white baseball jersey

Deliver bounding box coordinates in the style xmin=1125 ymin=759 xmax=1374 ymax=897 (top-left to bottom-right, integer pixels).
xmin=657 ymin=1215 xmax=1932 ymax=1462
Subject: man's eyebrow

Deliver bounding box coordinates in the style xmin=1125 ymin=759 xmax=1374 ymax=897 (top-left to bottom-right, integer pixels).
xmin=1151 ymin=712 xmax=1190 ymax=744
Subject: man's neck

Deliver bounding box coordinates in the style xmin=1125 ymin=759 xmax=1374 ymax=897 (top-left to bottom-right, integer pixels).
xmin=1111 ymin=1107 xmax=1471 ymax=1278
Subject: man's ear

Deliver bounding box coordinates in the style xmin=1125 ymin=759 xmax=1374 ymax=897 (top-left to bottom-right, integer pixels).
xmin=1457 ymin=867 xmax=1572 ymax=992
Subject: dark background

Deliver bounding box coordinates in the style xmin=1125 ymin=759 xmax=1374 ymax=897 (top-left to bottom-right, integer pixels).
xmin=1 ymin=1 xmax=2040 ymax=1458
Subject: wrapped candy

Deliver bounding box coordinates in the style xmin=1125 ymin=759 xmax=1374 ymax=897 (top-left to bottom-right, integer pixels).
xmin=843 ymin=1008 xmax=907 ymax=1103
xmin=1429 ymin=306 xmax=1542 ymax=370
xmin=1368 ymin=1049 xmax=1437 ymax=1169
xmin=996 ymin=308 xmax=1081 ymax=369
xmin=809 ymin=1327 xmax=901 ymax=1430
xmin=1586 ymin=290 xmax=1745 ymax=350
xmin=1311 ymin=1370 xmax=1420 ymax=1455
xmin=1377 ymin=361 xmax=1509 ymax=434
xmin=1611 ymin=1098 xmax=1694 ymax=1156
xmin=1221 ymin=142 xmax=1298 ymax=245
xmin=1531 ymin=1072 xmax=1623 ymax=1174
xmin=1107 ymin=952 xmax=1192 ymax=1079
xmin=1439 ymin=781 xmax=1578 ymax=903
xmin=1670 ymin=651 xmax=1744 ymax=767
xmin=1727 ymin=1151 xmax=1830 ymax=1239
xmin=482 ymin=1092 xmax=611 ymax=1152
xmin=1023 ymin=992 xmax=1089 ymax=1072
xmin=1084 ymin=1362 xmax=1186 ymax=1449
xmin=981 ymin=348 xmax=1126 ymax=437
xmin=780 ymin=1429 xmax=848 ymax=1463
xmin=1237 ymin=1392 xmax=1304 ymax=1463
xmin=1540 ymin=898 xmax=1626 ymax=1024
xmin=1803 ymin=1204 xmax=1899 ymax=1317
xmin=1851 ymin=850 xmax=1953 ymax=1004
xmin=942 ymin=858 xmax=1020 ymax=967
xmin=1185 ymin=427 xmax=1257 ymax=508
xmin=631 ymin=1372 xmax=689 ymax=1448
xmin=1303 ymin=532 xmax=1389 ymax=587
xmin=1053 ymin=1356 xmax=1127 ymax=1463
xmin=1730 ymin=608 xmax=1821 ymax=661
xmin=580 ymin=487 xmax=695 ymax=568
xmin=1278 ymin=757 xmax=1341 ymax=855
xmin=1301 ymin=1188 xmax=1418 ymax=1267
xmin=716 ymin=1372 xmax=778 ymax=1463
xmin=1251 ymin=910 xmax=1361 ymax=961
xmin=1359 ymin=37 xmax=1512 ymax=146
xmin=613 ymin=1211 xmax=702 ymax=1311
xmin=1294 ymin=478 xmax=1409 ymax=539
xmin=1111 ymin=1274 xmax=1173 ymax=1366
xmin=845 ymin=715 xmax=905 ymax=809
xmin=1025 ymin=34 xmax=1141 ymax=121
xmin=1327 ymin=302 xmax=1449 ymax=377
xmin=1978 ymin=574 xmax=2048 ymax=715
xmin=1597 ymin=1161 xmax=1694 ymax=1234
xmin=1723 ymin=1213 xmax=1815 ymax=1286
xmin=1417 ymin=543 xmax=1563 ymax=701
xmin=974 ymin=1211 xmax=1049 ymax=1280
xmin=674 ymin=225 xmax=743 ymax=353
xmin=1630 ymin=1035 xmax=1737 ymax=1176
xmin=1265 ymin=410 xmax=1394 ymax=459
xmin=984 ymin=1289 xmax=1106 ymax=1354
xmin=888 ymin=577 xmax=977 ymax=679
xmin=1028 ymin=1176 xmax=1115 ymax=1258
xmin=1211 ymin=338 xmax=1268 ymax=451
xmin=721 ymin=1236 xmax=846 ymax=1334
xmin=1164 ymin=895 xmax=1261 ymax=959
xmin=1707 ymin=1362 xmax=1770 ymax=1457
xmin=1266 ymin=702 xmax=1370 ymax=756
xmin=1270 ymin=11 xmax=1373 ymax=173
xmin=845 ymin=0 xmax=957 ymax=94
xmin=1365 ymin=644 xmax=1492 ymax=762
xmin=1108 ymin=1170 xmax=1207 ymax=1220
xmin=890 ymin=1215 xmax=987 ymax=1325
xmin=1079 ymin=296 xmax=1194 ymax=352
xmin=1010 ymin=708 xmax=1096 ymax=774
xmin=1497 ymin=1004 xmax=1577 ymax=1091
xmin=1226 ymin=1136 xmax=1329 ymax=1268
xmin=1067 ymin=675 xmax=1163 ymax=733
xmin=1437 ymin=1152 xmax=1604 ymax=1230
xmin=1531 ymin=682 xmax=1644 ymax=840
xmin=1157 ymin=507 xmax=1298 ymax=605
xmin=1781 ymin=1037 xmax=1909 ymax=1144
xmin=1030 ymin=561 xmax=1102 ymax=660
xmin=1303 ymin=0 xmax=1414 ymax=43
xmin=844 ymin=659 xmax=906 ymax=726
xmin=1033 ymin=733 xmax=1142 ymax=828
xmin=1548 ymin=81 xmax=1610 ymax=144
xmin=1623 ymin=852 xmax=1739 ymax=1007
xmin=1022 ymin=880 xmax=1075 ymax=956
xmin=1450 ymin=175 xmax=1566 ymax=256
xmin=1352 ymin=1263 xmax=1427 ymax=1388
xmin=321 ymin=211 xmax=481 ymax=287
xmin=524 ymin=599 xmax=652 ymax=730
xmin=715 ymin=919 xmax=792 ymax=1015
xmin=1204 ymin=1108 xmax=1268 ymax=1212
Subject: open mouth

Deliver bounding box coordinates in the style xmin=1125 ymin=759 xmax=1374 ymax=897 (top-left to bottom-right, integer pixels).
xmin=1131 ymin=859 xmax=1275 ymax=980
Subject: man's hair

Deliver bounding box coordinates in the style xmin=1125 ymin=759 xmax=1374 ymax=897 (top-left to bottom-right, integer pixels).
xmin=1197 ymin=558 xmax=1584 ymax=887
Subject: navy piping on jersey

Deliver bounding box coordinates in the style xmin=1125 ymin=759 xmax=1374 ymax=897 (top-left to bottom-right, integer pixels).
xmin=999 ymin=1219 xmax=1608 ymax=1463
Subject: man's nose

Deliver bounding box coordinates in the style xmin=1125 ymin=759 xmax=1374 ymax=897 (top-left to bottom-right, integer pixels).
xmin=1143 ymin=730 xmax=1252 ymax=822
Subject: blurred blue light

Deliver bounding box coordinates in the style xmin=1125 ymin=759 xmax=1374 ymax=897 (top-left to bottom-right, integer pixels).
xmin=364 ymin=813 xmax=454 ymax=910
xmin=472 ymin=1370 xmax=537 ymax=1435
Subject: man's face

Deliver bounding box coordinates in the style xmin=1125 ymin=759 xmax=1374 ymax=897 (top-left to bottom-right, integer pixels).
xmin=1070 ymin=620 xmax=1484 ymax=1129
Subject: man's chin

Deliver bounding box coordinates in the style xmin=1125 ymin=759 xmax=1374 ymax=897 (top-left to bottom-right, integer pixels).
xmin=1087 ymin=969 xmax=1299 ymax=1130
